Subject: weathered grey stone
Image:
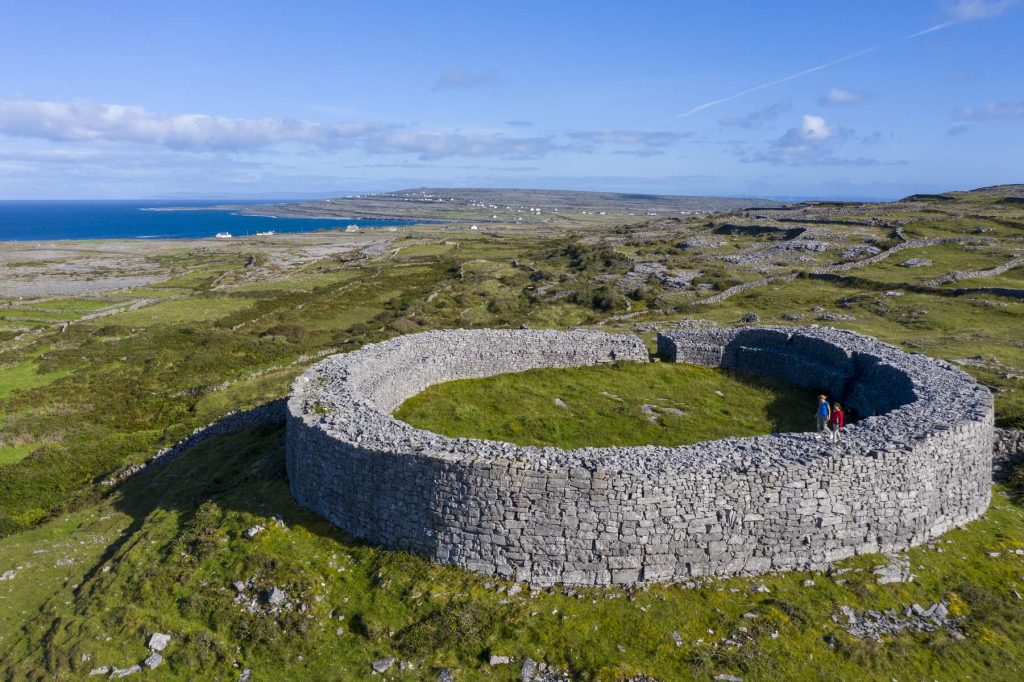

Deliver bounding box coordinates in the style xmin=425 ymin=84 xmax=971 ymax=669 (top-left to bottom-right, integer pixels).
xmin=993 ymin=427 xmax=1024 ymax=479
xmin=244 ymin=525 xmax=265 ymax=539
xmin=143 ymin=653 xmax=162 ymax=670
xmin=372 ymin=657 xmax=396 ymax=673
xmin=874 ymin=555 xmax=913 ymax=584
xmin=266 ymin=587 xmax=286 ymax=606
xmin=147 ymin=632 xmax=170 ymax=652
xmin=286 ymin=327 xmax=993 ymax=586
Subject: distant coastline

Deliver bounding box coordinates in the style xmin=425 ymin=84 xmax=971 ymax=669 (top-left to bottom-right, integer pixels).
xmin=138 ymin=205 xmax=240 ymax=212
xmin=141 ymin=205 xmax=369 ymax=221
xmin=0 ymin=200 xmax=420 ymax=242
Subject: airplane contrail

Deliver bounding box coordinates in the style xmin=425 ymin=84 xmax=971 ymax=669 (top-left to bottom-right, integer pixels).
xmin=676 ymin=3 xmax=1016 ymax=118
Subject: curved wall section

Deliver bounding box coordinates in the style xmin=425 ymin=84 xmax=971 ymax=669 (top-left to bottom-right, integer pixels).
xmin=287 ymin=327 xmax=993 ymax=586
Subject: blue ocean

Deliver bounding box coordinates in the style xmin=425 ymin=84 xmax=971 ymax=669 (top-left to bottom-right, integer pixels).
xmin=0 ymin=200 xmax=416 ymax=242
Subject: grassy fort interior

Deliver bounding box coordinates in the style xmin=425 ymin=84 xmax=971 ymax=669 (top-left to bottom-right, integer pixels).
xmin=395 ymin=362 xmax=815 ymax=448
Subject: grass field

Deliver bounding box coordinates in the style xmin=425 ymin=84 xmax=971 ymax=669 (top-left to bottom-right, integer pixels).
xmin=0 ymin=443 xmax=35 ymax=465
xmin=1 ymin=425 xmax=1022 ymax=681
xmin=0 ymin=360 xmax=72 ymax=400
xmin=396 ymin=363 xmax=816 ymax=448
xmin=0 ymin=188 xmax=1023 ymax=679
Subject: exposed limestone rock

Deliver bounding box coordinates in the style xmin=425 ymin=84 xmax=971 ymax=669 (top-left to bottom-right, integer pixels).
xmin=147 ymin=632 xmax=170 ymax=652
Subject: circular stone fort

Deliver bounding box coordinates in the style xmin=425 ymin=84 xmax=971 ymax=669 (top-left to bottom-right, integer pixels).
xmin=286 ymin=326 xmax=994 ymax=586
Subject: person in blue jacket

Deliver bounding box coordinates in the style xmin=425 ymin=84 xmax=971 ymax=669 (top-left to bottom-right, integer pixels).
xmin=815 ymin=394 xmax=831 ymax=435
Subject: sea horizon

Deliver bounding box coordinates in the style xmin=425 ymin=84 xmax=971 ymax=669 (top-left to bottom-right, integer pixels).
xmin=0 ymin=199 xmax=416 ymax=242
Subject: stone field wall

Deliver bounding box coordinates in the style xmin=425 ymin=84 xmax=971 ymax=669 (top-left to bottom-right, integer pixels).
xmin=286 ymin=326 xmax=994 ymax=586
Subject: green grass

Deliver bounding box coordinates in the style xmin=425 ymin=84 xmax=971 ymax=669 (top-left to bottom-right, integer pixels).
xmin=0 ymin=309 xmax=81 ymax=322
xmin=397 ymin=242 xmax=458 ymax=257
xmin=852 ymin=244 xmax=1013 ymax=284
xmin=0 ymin=444 xmax=35 ymax=465
xmin=0 ymin=361 xmax=73 ymax=401
xmin=30 ymin=298 xmax=120 ymax=313
xmin=1 ymin=424 xmax=1022 ymax=681
xmin=941 ymin=267 xmax=1024 ymax=289
xmin=0 ymin=257 xmax=459 ymax=536
xmin=395 ymin=362 xmax=816 ymax=449
xmin=109 ymin=296 xmax=255 ymax=325
xmin=2 ymin=196 xmax=1024 ymax=678
xmin=226 ymin=270 xmax=362 ymax=293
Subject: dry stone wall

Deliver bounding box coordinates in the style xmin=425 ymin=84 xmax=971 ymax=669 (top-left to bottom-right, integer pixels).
xmin=286 ymin=326 xmax=993 ymax=586
xmin=994 ymin=428 xmax=1024 ymax=479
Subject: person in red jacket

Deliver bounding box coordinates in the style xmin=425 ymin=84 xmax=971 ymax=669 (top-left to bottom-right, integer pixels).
xmin=828 ymin=402 xmax=845 ymax=443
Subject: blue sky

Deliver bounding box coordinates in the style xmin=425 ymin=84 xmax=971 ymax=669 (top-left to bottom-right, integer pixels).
xmin=0 ymin=0 xmax=1021 ymax=200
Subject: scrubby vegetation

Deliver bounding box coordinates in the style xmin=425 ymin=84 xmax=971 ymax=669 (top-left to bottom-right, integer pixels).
xmin=1 ymin=187 xmax=1023 ymax=679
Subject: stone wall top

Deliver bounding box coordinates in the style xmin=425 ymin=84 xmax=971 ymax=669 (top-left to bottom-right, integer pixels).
xmin=290 ymin=326 xmax=991 ymax=476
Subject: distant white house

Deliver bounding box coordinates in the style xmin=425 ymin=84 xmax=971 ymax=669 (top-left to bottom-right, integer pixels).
xmin=470 ymin=225 xmax=479 ymax=230
xmin=345 ymin=224 xmax=360 ymax=232
xmin=215 ymin=232 xmax=232 ymax=239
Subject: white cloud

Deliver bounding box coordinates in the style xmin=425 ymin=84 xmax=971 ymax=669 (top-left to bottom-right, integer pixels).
xmin=0 ymin=99 xmax=383 ymax=151
xmin=958 ymin=100 xmax=1024 ymax=120
xmin=798 ymin=115 xmax=836 ymax=141
xmin=565 ymin=130 xmax=688 ymax=155
xmin=948 ymin=0 xmax=1018 ymax=22
xmin=433 ymin=68 xmax=499 ymax=90
xmin=820 ymin=88 xmax=865 ymax=105
xmin=860 ymin=131 xmax=885 ymax=146
xmin=719 ymin=99 xmax=791 ymax=128
xmin=366 ymin=131 xmax=559 ymax=160
xmin=738 ymin=114 xmax=895 ymax=166
xmin=0 ymin=99 xmax=693 ymax=163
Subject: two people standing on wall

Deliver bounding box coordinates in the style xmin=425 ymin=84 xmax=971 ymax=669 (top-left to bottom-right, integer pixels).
xmin=816 ymin=394 xmax=845 ymax=443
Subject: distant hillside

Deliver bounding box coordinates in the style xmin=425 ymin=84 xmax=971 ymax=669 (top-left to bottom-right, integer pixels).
xmin=239 ymin=187 xmax=783 ymax=223
xmin=965 ymin=184 xmax=1024 ymax=198
xmin=898 ymin=184 xmax=1024 ymax=203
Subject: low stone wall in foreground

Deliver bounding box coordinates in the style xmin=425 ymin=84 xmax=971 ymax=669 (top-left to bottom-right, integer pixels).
xmin=286 ymin=327 xmax=993 ymax=586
